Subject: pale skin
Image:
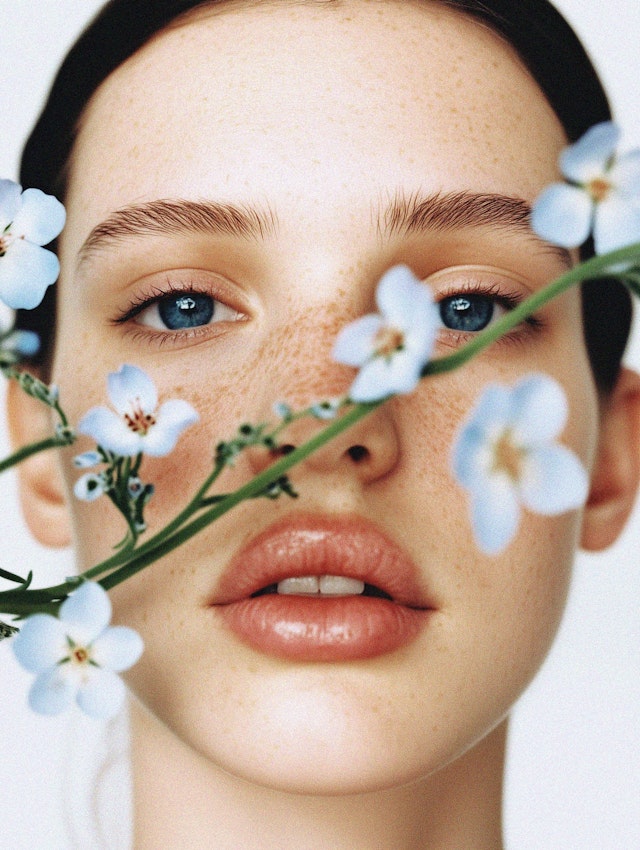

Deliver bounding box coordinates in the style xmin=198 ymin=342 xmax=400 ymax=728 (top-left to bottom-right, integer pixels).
xmin=8 ymin=1 xmax=640 ymax=848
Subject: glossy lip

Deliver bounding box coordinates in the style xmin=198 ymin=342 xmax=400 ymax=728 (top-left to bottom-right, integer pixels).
xmin=210 ymin=514 xmax=435 ymax=661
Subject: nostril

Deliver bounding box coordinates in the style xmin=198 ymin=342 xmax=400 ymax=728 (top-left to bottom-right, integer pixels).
xmin=347 ymin=444 xmax=369 ymax=463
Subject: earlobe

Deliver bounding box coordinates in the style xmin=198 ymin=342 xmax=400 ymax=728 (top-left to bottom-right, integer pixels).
xmin=581 ymin=367 xmax=640 ymax=552
xmin=6 ymin=375 xmax=72 ymax=548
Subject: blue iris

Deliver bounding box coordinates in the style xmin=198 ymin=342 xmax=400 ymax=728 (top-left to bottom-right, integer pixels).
xmin=158 ymin=293 xmax=214 ymax=330
xmin=439 ymin=294 xmax=494 ymax=332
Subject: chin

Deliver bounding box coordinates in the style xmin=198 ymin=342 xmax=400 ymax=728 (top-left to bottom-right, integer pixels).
xmin=149 ymin=671 xmax=462 ymax=796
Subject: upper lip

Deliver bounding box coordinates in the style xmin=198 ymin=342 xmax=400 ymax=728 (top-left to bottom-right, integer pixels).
xmin=210 ymin=513 xmax=433 ymax=608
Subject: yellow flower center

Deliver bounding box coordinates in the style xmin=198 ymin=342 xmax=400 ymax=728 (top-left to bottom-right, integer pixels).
xmin=374 ymin=325 xmax=404 ymax=358
xmin=72 ymin=646 xmax=90 ymax=665
xmin=587 ymin=177 xmax=612 ymax=203
xmin=492 ymin=430 xmax=524 ymax=480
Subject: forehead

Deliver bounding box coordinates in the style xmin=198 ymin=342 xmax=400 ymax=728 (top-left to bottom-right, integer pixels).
xmin=64 ymin=0 xmax=565 ymax=241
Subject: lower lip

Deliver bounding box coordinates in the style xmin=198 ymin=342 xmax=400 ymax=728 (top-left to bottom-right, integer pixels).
xmin=216 ymin=595 xmax=429 ymax=661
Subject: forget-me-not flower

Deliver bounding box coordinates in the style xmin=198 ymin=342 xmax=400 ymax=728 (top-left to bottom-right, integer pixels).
xmin=332 ymin=265 xmax=438 ymax=402
xmin=531 ymin=122 xmax=640 ymax=254
xmin=452 ymin=373 xmax=588 ymax=554
xmin=0 ymin=179 xmax=65 ymax=309
xmin=78 ymin=364 xmax=199 ymax=456
xmin=12 ymin=582 xmax=143 ymax=718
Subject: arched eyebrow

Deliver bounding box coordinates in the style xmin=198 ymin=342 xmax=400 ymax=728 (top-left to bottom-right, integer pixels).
xmin=76 ymin=190 xmax=571 ymax=271
xmin=76 ymin=198 xmax=279 ymax=270
xmin=377 ymin=189 xmax=572 ymax=266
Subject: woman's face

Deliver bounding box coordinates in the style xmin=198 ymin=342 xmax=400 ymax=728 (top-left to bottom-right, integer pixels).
xmin=49 ymin=0 xmax=598 ymax=792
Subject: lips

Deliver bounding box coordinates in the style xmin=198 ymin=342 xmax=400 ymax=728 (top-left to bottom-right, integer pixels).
xmin=210 ymin=514 xmax=434 ymax=661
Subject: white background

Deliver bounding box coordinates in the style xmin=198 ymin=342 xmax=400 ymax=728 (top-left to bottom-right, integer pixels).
xmin=0 ymin=1 xmax=639 ymax=847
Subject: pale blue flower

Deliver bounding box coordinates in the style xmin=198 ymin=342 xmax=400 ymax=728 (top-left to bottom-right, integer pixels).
xmin=310 ymin=398 xmax=342 ymax=420
xmin=452 ymin=374 xmax=588 ymax=555
xmin=0 ymin=179 xmax=66 ymax=309
xmin=531 ymin=122 xmax=640 ymax=254
xmin=78 ymin=364 xmax=199 ymax=457
xmin=332 ymin=265 xmax=438 ymax=402
xmin=73 ymin=450 xmax=103 ymax=469
xmin=12 ymin=582 xmax=143 ymax=719
xmin=74 ymin=471 xmax=108 ymax=501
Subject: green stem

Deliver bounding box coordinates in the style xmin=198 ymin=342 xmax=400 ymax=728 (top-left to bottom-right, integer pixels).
xmin=3 ymin=241 xmax=640 ymax=614
xmin=0 ymin=436 xmax=67 ymax=473
xmin=99 ymin=403 xmax=376 ymax=590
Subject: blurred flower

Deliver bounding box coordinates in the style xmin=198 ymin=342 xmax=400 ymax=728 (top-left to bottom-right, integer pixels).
xmin=332 ymin=265 xmax=438 ymax=402
xmin=12 ymin=582 xmax=143 ymax=719
xmin=0 ymin=179 xmax=65 ymax=309
xmin=452 ymin=373 xmax=588 ymax=554
xmin=74 ymin=471 xmax=108 ymax=502
xmin=78 ymin=364 xmax=199 ymax=456
xmin=531 ymin=122 xmax=640 ymax=254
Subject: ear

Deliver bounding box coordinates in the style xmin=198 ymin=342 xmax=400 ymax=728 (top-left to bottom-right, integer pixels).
xmin=6 ymin=375 xmax=72 ymax=548
xmin=581 ymin=367 xmax=640 ymax=552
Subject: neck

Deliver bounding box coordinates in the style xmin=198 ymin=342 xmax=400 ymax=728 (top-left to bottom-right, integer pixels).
xmin=130 ymin=700 xmax=505 ymax=850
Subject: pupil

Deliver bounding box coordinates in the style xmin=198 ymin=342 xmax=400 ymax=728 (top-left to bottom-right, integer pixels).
xmin=158 ymin=293 xmax=214 ymax=329
xmin=439 ymin=295 xmax=494 ymax=332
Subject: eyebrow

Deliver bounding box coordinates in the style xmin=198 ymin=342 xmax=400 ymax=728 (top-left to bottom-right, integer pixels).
xmin=76 ymin=198 xmax=279 ymax=269
xmin=378 ymin=189 xmax=572 ymax=265
xmin=77 ymin=189 xmax=571 ymax=270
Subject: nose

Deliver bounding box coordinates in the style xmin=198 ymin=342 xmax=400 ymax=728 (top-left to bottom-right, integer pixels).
xmin=246 ymin=402 xmax=401 ymax=485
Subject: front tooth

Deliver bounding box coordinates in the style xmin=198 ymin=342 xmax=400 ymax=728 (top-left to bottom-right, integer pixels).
xmin=278 ymin=576 xmax=319 ymax=595
xmin=319 ymin=576 xmax=365 ymax=596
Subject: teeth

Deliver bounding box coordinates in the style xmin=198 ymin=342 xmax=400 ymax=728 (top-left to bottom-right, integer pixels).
xmin=320 ymin=575 xmax=365 ymax=596
xmin=277 ymin=575 xmax=366 ymax=596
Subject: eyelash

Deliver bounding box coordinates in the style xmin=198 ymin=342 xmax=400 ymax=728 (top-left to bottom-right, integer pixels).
xmin=111 ymin=272 xmax=543 ymax=352
xmin=112 ymin=278 xmax=244 ymax=343
xmin=434 ymin=279 xmax=544 ymax=345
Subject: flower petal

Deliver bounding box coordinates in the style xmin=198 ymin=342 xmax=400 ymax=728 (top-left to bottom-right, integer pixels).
xmin=73 ymin=450 xmax=103 ymax=469
xmin=609 ymin=150 xmax=640 ymax=197
xmin=560 ymin=121 xmax=620 ymax=183
xmin=10 ymin=188 xmax=66 ymax=246
xmin=510 ymin=374 xmax=568 ymax=445
xmin=138 ymin=399 xmax=199 ymax=456
xmin=12 ymin=614 xmax=67 ymax=672
xmin=0 ymin=238 xmax=60 ymax=309
xmin=4 ymin=329 xmax=40 ymax=357
xmin=0 ymin=179 xmax=22 ymax=228
xmin=347 ymin=351 xmax=423 ymax=402
xmin=530 ymin=183 xmax=593 ymax=248
xmin=92 ymin=626 xmax=144 ymax=672
xmin=375 ymin=265 xmax=425 ymax=324
xmin=78 ymin=406 xmax=142 ymax=456
xmin=108 ymin=364 xmax=157 ymax=415
xmin=470 ymin=476 xmax=520 ymax=555
xmin=332 ymin=314 xmax=382 ymax=367
xmin=74 ymin=472 xmax=107 ymax=502
xmin=28 ymin=666 xmax=76 ymax=716
xmin=76 ymin=668 xmax=127 ymax=719
xmin=593 ymin=194 xmax=640 ymax=254
xmin=59 ymin=582 xmax=112 ymax=642
xmin=452 ymin=424 xmax=492 ymax=489
xmin=519 ymin=445 xmax=589 ymax=514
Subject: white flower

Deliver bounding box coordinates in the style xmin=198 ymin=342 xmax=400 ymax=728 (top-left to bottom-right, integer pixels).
xmin=0 ymin=179 xmax=66 ymax=309
xmin=78 ymin=364 xmax=199 ymax=457
xmin=531 ymin=122 xmax=640 ymax=254
xmin=12 ymin=582 xmax=143 ymax=719
xmin=332 ymin=265 xmax=438 ymax=402
xmin=452 ymin=374 xmax=588 ymax=555
xmin=74 ymin=471 xmax=108 ymax=501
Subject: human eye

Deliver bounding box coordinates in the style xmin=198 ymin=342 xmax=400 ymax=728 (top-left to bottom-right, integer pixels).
xmin=426 ymin=266 xmax=543 ymax=346
xmin=113 ymin=271 xmax=247 ymax=343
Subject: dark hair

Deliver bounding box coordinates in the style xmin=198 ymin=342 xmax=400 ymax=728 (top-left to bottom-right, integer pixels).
xmin=17 ymin=0 xmax=632 ymax=390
